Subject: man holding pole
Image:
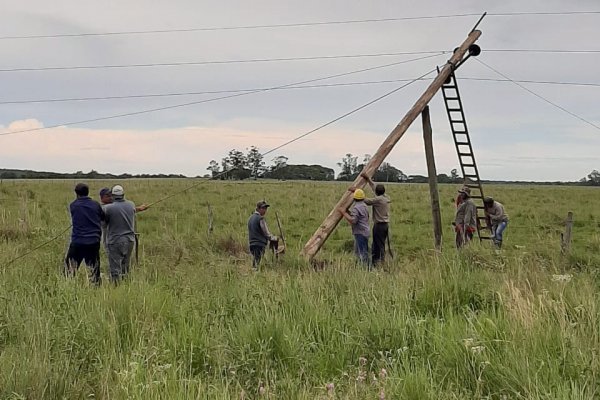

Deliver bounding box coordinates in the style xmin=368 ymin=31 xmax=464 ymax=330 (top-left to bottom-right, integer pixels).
xmin=247 ymin=201 xmax=277 ymax=270
xmin=360 ymin=173 xmax=391 ymax=266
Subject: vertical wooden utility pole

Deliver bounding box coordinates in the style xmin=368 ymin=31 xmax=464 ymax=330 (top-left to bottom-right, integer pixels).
xmin=302 ymin=29 xmax=482 ymax=260
xmin=422 ymin=106 xmax=442 ymax=251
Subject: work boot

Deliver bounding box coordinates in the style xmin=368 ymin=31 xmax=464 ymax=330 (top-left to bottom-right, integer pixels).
xmin=494 ymin=240 xmax=502 ymax=249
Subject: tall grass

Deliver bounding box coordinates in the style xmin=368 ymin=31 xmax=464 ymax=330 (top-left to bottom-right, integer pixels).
xmin=0 ymin=180 xmax=599 ymax=398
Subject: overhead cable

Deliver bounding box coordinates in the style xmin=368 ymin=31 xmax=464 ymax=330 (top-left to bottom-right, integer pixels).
xmin=474 ymin=58 xmax=600 ymax=131
xmin=0 ymin=51 xmax=447 ymax=73
xmin=0 ymin=11 xmax=598 ymax=40
xmin=0 ymin=53 xmax=444 ymax=137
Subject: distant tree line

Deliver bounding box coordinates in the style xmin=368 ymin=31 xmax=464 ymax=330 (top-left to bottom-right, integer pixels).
xmin=0 ymin=169 xmax=187 ymax=180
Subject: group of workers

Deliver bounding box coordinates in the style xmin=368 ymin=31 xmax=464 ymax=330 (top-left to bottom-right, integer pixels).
xmin=66 ymin=183 xmax=146 ymax=285
xmin=67 ymin=178 xmax=509 ymax=279
xmin=248 ymin=175 xmax=509 ymax=269
xmin=454 ymin=186 xmax=509 ymax=248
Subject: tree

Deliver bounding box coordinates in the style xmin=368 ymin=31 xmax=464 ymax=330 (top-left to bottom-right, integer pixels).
xmin=271 ymin=155 xmax=289 ymax=171
xmin=207 ymin=160 xmax=220 ymax=178
xmin=246 ymin=146 xmax=266 ymax=179
xmin=588 ymin=169 xmax=600 ymax=185
xmin=373 ymin=162 xmax=407 ymax=182
xmin=337 ymin=153 xmax=358 ymax=181
xmin=450 ymin=168 xmax=460 ymax=182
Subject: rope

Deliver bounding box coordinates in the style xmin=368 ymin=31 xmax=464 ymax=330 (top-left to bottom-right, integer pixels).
xmin=3 ymin=225 xmax=71 ymax=267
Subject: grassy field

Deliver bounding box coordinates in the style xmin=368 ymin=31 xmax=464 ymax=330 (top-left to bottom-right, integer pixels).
xmin=0 ymin=179 xmax=599 ymax=399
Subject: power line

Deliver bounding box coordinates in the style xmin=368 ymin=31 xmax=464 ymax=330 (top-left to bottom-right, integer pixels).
xmin=1 ymin=11 xmax=598 ymax=40
xmin=0 ymin=53 xmax=444 ymax=137
xmin=3 ymin=76 xmax=599 ymax=106
xmin=0 ymin=49 xmax=597 ymax=75
xmin=461 ymin=77 xmax=600 ymax=87
xmin=474 ymin=58 xmax=600 ymax=131
xmin=0 ymin=50 xmax=447 ymax=73
xmin=486 ymin=49 xmax=600 ymax=54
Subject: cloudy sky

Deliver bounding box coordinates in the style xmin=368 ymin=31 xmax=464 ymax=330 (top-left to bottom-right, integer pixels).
xmin=0 ymin=0 xmax=598 ymax=181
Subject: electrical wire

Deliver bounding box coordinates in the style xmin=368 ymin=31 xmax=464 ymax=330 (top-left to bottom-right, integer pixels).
xmin=0 ymin=48 xmax=598 ymax=74
xmin=0 ymin=50 xmax=447 ymax=73
xmin=474 ymin=58 xmax=600 ymax=131
xmin=0 ymin=11 xmax=598 ymax=40
xmin=3 ymin=76 xmax=600 ymax=106
xmin=0 ymin=52 xmax=444 ymax=137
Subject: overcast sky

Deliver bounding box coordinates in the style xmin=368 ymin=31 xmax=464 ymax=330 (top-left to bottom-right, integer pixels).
xmin=0 ymin=0 xmax=598 ymax=181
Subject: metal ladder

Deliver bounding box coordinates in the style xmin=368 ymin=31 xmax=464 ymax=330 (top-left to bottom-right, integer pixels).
xmin=441 ymin=72 xmax=491 ymax=240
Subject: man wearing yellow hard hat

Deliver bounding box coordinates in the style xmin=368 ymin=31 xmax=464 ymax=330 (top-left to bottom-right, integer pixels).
xmin=339 ymin=188 xmax=370 ymax=267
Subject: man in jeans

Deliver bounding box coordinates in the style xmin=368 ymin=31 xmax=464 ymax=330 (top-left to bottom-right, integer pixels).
xmin=361 ymin=174 xmax=391 ymax=266
xmin=484 ymin=197 xmax=509 ymax=248
xmin=340 ymin=189 xmax=371 ymax=268
xmin=65 ymin=183 xmax=104 ymax=285
xmin=104 ymin=185 xmax=145 ymax=283
xmin=247 ymin=201 xmax=277 ymax=270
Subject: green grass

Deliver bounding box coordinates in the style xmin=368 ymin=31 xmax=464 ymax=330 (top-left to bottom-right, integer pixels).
xmin=0 ymin=179 xmax=599 ymax=399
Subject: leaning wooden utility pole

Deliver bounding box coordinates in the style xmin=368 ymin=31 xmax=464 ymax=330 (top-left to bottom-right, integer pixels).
xmin=302 ymin=29 xmax=482 ymax=261
xmin=422 ymin=106 xmax=443 ymax=251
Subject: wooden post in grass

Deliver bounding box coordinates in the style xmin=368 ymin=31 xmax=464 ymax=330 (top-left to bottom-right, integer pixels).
xmin=207 ymin=204 xmax=214 ymax=236
xmin=561 ymin=211 xmax=573 ymax=255
xmin=301 ymin=29 xmax=482 ymax=260
xmin=422 ymin=106 xmax=443 ymax=251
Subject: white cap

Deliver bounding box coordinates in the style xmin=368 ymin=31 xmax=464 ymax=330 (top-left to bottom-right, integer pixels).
xmin=111 ymin=185 xmax=124 ymax=196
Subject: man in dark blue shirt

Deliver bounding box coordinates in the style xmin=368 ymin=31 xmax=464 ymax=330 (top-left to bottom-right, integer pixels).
xmin=65 ymin=183 xmax=104 ymax=284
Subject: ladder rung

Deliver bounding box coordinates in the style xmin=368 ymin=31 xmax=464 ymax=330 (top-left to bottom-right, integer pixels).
xmin=443 ymin=85 xmax=457 ymax=90
xmin=447 ymin=108 xmax=462 ymax=112
xmin=453 ymin=130 xmax=467 ymax=134
xmin=462 ymin=164 xmax=476 ymax=167
xmin=456 ymin=141 xmax=470 ymax=145
xmin=450 ymin=120 xmax=465 ymax=123
xmin=458 ymin=153 xmax=473 ymax=157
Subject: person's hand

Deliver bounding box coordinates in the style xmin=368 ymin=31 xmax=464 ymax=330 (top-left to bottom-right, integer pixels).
xmin=347 ymin=186 xmax=356 ymax=192
xmin=338 ymin=207 xmax=347 ymax=215
xmin=360 ymin=172 xmax=370 ymax=179
xmin=137 ymin=204 xmax=149 ymax=212
xmin=270 ymin=235 xmax=278 ymax=242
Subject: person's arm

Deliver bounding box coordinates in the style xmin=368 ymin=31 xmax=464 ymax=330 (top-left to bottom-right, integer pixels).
xmin=259 ymin=218 xmax=277 ymax=241
xmin=135 ymin=204 xmax=149 ymax=213
xmin=360 ymin=172 xmax=376 ymax=191
xmin=338 ymin=207 xmax=356 ymax=224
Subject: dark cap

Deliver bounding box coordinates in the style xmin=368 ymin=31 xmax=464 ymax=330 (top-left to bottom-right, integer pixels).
xmin=256 ymin=200 xmax=270 ymax=209
xmin=99 ymin=187 xmax=111 ymax=197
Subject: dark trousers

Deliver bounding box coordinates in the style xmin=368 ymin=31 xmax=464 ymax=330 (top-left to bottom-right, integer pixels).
xmin=64 ymin=242 xmax=101 ymax=284
xmin=249 ymin=245 xmax=266 ymax=269
xmin=372 ymin=222 xmax=389 ymax=265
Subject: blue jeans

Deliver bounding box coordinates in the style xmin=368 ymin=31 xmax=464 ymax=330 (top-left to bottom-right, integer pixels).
xmin=354 ymin=234 xmax=370 ymax=268
xmin=492 ymin=221 xmax=508 ymax=245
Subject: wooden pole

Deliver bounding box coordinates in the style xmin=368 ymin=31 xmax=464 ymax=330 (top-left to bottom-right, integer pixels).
xmin=302 ymin=29 xmax=482 ymax=260
xmin=422 ymin=106 xmax=442 ymax=251
xmin=207 ymin=204 xmax=214 ymax=236
xmin=561 ymin=211 xmax=573 ymax=255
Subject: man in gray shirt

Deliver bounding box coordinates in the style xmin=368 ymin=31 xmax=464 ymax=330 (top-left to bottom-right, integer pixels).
xmin=247 ymin=201 xmax=277 ymax=270
xmin=104 ymin=185 xmax=146 ymax=282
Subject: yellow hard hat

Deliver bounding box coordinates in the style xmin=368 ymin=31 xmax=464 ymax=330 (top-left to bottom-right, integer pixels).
xmin=353 ymin=188 xmax=365 ymax=200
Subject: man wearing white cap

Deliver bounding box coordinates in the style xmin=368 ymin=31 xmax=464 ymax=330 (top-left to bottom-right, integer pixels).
xmin=103 ymin=185 xmax=146 ymax=282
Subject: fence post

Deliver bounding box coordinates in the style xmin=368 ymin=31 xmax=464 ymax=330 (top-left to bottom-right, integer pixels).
xmin=560 ymin=211 xmax=573 ymax=255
